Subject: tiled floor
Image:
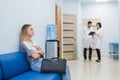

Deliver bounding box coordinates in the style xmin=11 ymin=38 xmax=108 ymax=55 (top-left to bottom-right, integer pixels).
xmin=67 ymin=56 xmax=120 ymax=80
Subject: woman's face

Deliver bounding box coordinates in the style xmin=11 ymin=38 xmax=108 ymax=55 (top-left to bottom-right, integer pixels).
xmin=27 ymin=26 xmax=34 ymax=37
xmin=96 ymin=24 xmax=100 ymax=29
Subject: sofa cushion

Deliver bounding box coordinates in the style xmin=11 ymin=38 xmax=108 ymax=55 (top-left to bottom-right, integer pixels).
xmin=0 ymin=65 xmax=2 ymax=80
xmin=9 ymin=71 xmax=61 ymax=80
xmin=0 ymin=51 xmax=30 ymax=80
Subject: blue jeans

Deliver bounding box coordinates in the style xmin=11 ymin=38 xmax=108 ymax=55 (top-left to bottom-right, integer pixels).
xmin=30 ymin=58 xmax=71 ymax=80
xmin=62 ymin=65 xmax=71 ymax=80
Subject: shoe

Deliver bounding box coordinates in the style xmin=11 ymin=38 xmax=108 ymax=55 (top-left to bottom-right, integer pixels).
xmin=96 ymin=60 xmax=101 ymax=62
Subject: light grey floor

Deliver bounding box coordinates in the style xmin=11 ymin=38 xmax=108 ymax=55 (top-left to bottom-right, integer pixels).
xmin=67 ymin=56 xmax=120 ymax=80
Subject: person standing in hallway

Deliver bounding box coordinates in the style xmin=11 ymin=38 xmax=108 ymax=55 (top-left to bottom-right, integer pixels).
xmin=82 ymin=21 xmax=94 ymax=61
xmin=93 ymin=22 xmax=103 ymax=62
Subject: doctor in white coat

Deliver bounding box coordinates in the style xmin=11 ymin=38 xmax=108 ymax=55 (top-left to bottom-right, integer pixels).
xmin=82 ymin=21 xmax=94 ymax=61
xmin=93 ymin=22 xmax=103 ymax=62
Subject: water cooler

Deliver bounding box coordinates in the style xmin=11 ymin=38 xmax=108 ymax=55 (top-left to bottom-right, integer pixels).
xmin=45 ymin=40 xmax=59 ymax=58
xmin=45 ymin=24 xmax=59 ymax=58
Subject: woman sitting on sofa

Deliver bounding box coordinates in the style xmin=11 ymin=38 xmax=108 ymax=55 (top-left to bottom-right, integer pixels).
xmin=20 ymin=24 xmax=71 ymax=80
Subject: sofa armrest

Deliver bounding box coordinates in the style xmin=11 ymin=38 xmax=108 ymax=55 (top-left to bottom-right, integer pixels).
xmin=0 ymin=51 xmax=30 ymax=80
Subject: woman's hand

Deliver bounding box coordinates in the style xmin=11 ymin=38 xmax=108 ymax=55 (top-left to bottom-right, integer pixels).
xmin=38 ymin=49 xmax=44 ymax=55
xmin=95 ymin=33 xmax=100 ymax=37
xmin=31 ymin=50 xmax=44 ymax=59
xmin=92 ymin=34 xmax=95 ymax=38
xmin=31 ymin=51 xmax=41 ymax=59
xmin=34 ymin=45 xmax=44 ymax=55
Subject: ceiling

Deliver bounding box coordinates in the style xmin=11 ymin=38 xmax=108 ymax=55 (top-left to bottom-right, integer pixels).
xmin=80 ymin=0 xmax=118 ymax=3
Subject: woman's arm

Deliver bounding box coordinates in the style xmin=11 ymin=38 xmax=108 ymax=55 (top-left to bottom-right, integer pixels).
xmin=31 ymin=51 xmax=41 ymax=59
xmin=31 ymin=49 xmax=44 ymax=59
xmin=95 ymin=30 xmax=103 ymax=38
xmin=21 ymin=42 xmax=43 ymax=59
xmin=34 ymin=45 xmax=44 ymax=56
xmin=38 ymin=49 xmax=44 ymax=55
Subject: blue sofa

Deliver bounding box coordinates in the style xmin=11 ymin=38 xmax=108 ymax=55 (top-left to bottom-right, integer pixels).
xmin=0 ymin=52 xmax=61 ymax=80
xmin=0 ymin=65 xmax=2 ymax=80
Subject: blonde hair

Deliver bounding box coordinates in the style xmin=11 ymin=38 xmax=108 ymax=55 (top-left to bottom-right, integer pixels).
xmin=20 ymin=24 xmax=31 ymax=42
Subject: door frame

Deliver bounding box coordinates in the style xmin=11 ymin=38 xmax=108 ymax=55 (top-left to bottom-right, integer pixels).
xmin=56 ymin=4 xmax=62 ymax=58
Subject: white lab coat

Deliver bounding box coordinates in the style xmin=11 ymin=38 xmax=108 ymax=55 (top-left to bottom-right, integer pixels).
xmin=94 ymin=28 xmax=103 ymax=49
xmin=82 ymin=27 xmax=94 ymax=48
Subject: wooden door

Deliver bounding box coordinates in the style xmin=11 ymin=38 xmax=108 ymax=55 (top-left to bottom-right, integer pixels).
xmin=63 ymin=14 xmax=77 ymax=60
xmin=56 ymin=4 xmax=62 ymax=58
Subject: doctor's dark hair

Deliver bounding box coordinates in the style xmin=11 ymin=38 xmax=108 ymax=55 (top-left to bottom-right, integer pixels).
xmin=96 ymin=22 xmax=102 ymax=28
xmin=87 ymin=21 xmax=92 ymax=24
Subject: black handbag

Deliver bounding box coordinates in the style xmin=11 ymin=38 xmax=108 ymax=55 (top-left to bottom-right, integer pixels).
xmin=41 ymin=58 xmax=67 ymax=74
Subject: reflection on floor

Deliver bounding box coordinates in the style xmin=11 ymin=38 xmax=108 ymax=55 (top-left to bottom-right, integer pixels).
xmin=67 ymin=56 xmax=120 ymax=80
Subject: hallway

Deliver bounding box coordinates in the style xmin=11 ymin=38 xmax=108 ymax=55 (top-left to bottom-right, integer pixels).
xmin=68 ymin=56 xmax=120 ymax=80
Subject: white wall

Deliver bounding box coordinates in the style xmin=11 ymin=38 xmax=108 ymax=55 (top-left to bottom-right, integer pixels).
xmin=0 ymin=0 xmax=55 ymax=54
xmin=119 ymin=0 xmax=120 ymax=26
xmin=119 ymin=0 xmax=120 ymax=38
xmin=119 ymin=0 xmax=120 ymax=23
xmin=63 ymin=0 xmax=79 ymax=14
xmin=117 ymin=0 xmax=120 ymax=62
xmin=82 ymin=2 xmax=119 ymax=55
xmin=119 ymin=0 xmax=120 ymax=12
xmin=55 ymin=0 xmax=63 ymax=8
xmin=63 ymin=0 xmax=83 ymax=58
xmin=77 ymin=1 xmax=83 ymax=58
